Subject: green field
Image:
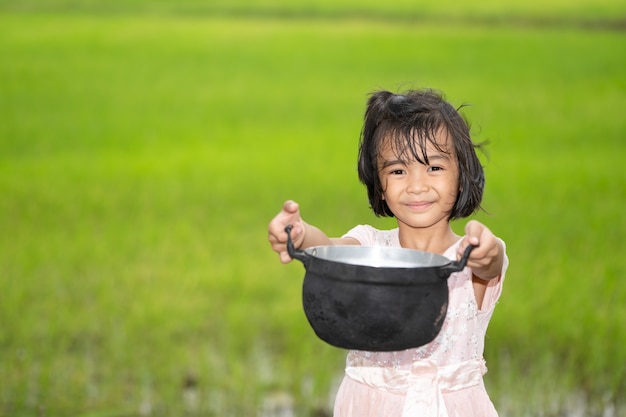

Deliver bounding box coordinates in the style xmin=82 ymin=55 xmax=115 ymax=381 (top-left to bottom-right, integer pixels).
xmin=1 ymin=1 xmax=625 ymax=416
xmin=2 ymin=0 xmax=625 ymax=23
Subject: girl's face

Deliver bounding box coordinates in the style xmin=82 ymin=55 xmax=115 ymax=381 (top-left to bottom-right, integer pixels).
xmin=377 ymin=129 xmax=459 ymax=232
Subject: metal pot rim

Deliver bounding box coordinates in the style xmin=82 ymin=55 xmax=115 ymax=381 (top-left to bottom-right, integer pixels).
xmin=303 ymin=244 xmax=451 ymax=269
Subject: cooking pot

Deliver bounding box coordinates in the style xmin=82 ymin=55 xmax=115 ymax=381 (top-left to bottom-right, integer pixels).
xmin=285 ymin=225 xmax=476 ymax=351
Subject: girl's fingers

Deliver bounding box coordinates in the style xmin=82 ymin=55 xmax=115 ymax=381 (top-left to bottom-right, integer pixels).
xmin=279 ymin=250 xmax=293 ymax=264
xmin=464 ymin=220 xmax=482 ymax=246
xmin=268 ymin=200 xmax=305 ymax=263
xmin=283 ymin=200 xmax=299 ymax=214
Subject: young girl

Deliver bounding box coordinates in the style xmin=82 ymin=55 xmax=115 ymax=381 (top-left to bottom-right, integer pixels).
xmin=268 ymin=89 xmax=508 ymax=417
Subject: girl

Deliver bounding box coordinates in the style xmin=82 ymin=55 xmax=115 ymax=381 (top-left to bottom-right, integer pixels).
xmin=268 ymin=89 xmax=508 ymax=417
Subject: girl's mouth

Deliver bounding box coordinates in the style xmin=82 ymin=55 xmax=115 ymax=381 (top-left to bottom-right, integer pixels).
xmin=405 ymin=201 xmax=433 ymax=211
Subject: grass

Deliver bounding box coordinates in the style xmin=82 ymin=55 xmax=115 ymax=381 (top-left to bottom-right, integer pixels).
xmin=1 ymin=4 xmax=625 ymax=417
xmin=1 ymin=0 xmax=625 ymax=25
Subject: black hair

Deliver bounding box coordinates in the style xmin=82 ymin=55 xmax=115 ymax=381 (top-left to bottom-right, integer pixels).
xmin=357 ymin=89 xmax=485 ymax=220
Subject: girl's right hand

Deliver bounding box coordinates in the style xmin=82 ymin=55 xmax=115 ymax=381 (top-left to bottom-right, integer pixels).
xmin=268 ymin=200 xmax=306 ymax=263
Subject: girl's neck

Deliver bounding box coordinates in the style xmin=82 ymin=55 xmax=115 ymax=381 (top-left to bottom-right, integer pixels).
xmin=397 ymin=224 xmax=460 ymax=255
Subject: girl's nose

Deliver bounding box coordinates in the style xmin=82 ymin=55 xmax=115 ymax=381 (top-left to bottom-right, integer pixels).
xmin=406 ymin=173 xmax=428 ymax=194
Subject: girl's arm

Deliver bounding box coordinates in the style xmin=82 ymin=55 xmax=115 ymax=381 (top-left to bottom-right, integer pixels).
xmin=268 ymin=200 xmax=359 ymax=264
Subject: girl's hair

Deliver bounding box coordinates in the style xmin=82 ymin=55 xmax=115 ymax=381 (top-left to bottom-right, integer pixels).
xmin=357 ymin=89 xmax=485 ymax=220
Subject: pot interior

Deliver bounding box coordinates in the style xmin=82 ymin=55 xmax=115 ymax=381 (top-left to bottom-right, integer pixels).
xmin=304 ymin=245 xmax=450 ymax=269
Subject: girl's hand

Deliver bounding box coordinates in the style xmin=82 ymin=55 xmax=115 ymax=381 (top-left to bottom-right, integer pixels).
xmin=457 ymin=220 xmax=504 ymax=280
xmin=268 ymin=200 xmax=306 ymax=263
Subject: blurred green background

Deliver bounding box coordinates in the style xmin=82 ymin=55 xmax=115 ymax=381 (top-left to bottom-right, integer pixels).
xmin=1 ymin=1 xmax=625 ymax=416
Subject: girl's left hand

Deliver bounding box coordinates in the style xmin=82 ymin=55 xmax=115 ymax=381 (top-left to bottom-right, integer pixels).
xmin=457 ymin=220 xmax=504 ymax=280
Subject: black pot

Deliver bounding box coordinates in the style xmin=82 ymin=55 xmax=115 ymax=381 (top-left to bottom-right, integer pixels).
xmin=285 ymin=225 xmax=475 ymax=351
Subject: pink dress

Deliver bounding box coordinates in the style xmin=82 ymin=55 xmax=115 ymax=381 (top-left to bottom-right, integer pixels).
xmin=333 ymin=225 xmax=508 ymax=417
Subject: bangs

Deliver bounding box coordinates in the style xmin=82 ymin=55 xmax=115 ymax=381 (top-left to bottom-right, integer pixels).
xmin=377 ymin=123 xmax=452 ymax=167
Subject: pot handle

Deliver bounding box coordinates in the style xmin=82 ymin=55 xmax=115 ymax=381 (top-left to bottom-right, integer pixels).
xmin=439 ymin=243 xmax=478 ymax=278
xmin=285 ymin=225 xmax=310 ymax=264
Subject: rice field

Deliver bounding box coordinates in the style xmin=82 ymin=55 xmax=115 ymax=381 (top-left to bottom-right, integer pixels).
xmin=1 ymin=1 xmax=625 ymax=416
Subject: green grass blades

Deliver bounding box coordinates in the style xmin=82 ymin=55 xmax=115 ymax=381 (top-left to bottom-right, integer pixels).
xmin=1 ymin=11 xmax=625 ymax=417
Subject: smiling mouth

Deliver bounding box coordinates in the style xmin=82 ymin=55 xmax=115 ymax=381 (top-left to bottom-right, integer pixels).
xmin=406 ymin=201 xmax=433 ymax=211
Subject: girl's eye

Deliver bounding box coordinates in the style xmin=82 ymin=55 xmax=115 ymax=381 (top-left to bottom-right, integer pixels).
xmin=390 ymin=169 xmax=405 ymax=175
xmin=428 ymin=166 xmax=443 ymax=172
